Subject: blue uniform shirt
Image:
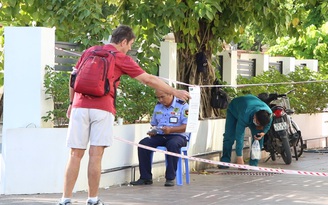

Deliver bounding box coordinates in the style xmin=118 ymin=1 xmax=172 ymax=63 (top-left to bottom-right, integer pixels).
xmin=150 ymin=97 xmax=189 ymax=139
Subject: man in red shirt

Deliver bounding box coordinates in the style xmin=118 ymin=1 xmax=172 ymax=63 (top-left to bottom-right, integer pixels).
xmin=57 ymin=25 xmax=190 ymax=205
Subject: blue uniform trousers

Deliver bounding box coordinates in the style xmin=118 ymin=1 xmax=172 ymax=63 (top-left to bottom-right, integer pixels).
xmin=138 ymin=135 xmax=187 ymax=180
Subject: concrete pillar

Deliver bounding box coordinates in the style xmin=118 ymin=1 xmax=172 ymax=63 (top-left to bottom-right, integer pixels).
xmin=159 ymin=41 xmax=177 ymax=87
xmin=3 ymin=27 xmax=55 ymax=131
xmin=220 ymin=50 xmax=238 ymax=86
xmin=295 ymin=59 xmax=318 ymax=72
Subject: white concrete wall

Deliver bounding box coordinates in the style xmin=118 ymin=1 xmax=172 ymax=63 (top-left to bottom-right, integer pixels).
xmin=292 ymin=113 xmax=328 ymax=148
xmin=220 ymin=52 xmax=318 ymax=82
xmin=295 ymin=59 xmax=318 ymax=72
xmin=0 ymin=119 xmax=225 ymax=194
xmin=1 ymin=128 xmax=69 ymax=194
xmin=269 ymin=56 xmax=296 ymax=74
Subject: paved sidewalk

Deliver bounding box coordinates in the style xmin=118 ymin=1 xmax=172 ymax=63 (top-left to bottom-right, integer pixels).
xmin=1 ymin=152 xmax=328 ymax=205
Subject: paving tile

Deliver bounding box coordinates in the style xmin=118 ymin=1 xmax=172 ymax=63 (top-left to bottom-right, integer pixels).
xmin=0 ymin=152 xmax=328 ymax=205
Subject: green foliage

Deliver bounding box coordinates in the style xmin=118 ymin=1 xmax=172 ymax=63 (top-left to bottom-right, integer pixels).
xmin=236 ymin=1 xmax=328 ymax=55
xmin=3 ymin=0 xmax=328 ymax=118
xmin=116 ymin=76 xmax=156 ymax=124
xmin=287 ymin=66 xmax=328 ymax=113
xmin=303 ymin=0 xmax=328 ymax=28
xmin=237 ymin=67 xmax=328 ymax=114
xmin=0 ymin=0 xmax=117 ymax=49
xmin=117 ymin=0 xmax=298 ymax=56
xmin=42 ymin=66 xmax=70 ymax=127
xmin=129 ymin=40 xmax=160 ymax=76
xmin=237 ymin=69 xmax=291 ymax=96
xmin=268 ymin=22 xmax=328 ymax=74
xmin=114 ymin=0 xmax=304 ymax=118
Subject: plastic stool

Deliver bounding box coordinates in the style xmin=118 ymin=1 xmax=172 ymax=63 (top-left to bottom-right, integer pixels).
xmin=154 ymin=133 xmax=191 ymax=186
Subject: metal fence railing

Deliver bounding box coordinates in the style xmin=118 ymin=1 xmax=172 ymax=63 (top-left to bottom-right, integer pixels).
xmin=269 ymin=60 xmax=283 ymax=74
xmin=55 ymin=41 xmax=81 ymax=71
xmin=237 ymin=59 xmax=256 ymax=79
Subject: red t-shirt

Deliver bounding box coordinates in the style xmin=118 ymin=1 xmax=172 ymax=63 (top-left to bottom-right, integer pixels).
xmin=72 ymin=44 xmax=145 ymax=115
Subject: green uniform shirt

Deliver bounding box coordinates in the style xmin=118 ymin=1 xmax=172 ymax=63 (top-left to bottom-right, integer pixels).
xmin=229 ymin=94 xmax=272 ymax=137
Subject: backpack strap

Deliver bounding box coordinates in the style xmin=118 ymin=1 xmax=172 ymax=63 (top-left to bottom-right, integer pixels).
xmin=93 ymin=46 xmax=109 ymax=57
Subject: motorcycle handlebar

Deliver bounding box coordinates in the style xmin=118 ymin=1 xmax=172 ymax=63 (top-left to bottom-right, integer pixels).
xmin=277 ymin=94 xmax=286 ymax=98
xmin=274 ymin=89 xmax=295 ymax=98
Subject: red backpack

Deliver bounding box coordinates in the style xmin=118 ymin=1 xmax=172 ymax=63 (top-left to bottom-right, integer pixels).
xmin=70 ymin=46 xmax=115 ymax=97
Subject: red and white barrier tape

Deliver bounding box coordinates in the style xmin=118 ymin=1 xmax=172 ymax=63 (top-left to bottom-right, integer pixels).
xmin=115 ymin=136 xmax=328 ymax=177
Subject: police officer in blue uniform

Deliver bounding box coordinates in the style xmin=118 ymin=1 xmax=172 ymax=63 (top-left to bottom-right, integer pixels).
xmin=130 ymin=89 xmax=189 ymax=187
xmin=219 ymin=94 xmax=272 ymax=168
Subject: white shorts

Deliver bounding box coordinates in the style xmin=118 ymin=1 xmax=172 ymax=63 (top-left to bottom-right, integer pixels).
xmin=66 ymin=108 xmax=114 ymax=149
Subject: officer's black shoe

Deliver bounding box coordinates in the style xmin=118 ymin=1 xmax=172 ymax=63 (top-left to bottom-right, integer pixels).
xmin=217 ymin=165 xmax=229 ymax=169
xmin=130 ymin=178 xmax=153 ymax=185
xmin=164 ymin=180 xmax=175 ymax=187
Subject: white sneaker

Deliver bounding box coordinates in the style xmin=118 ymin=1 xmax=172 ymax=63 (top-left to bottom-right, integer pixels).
xmin=86 ymin=199 xmax=105 ymax=205
xmin=57 ymin=200 xmax=72 ymax=205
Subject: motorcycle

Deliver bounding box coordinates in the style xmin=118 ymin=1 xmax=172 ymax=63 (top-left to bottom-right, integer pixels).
xmin=258 ymin=90 xmax=305 ymax=165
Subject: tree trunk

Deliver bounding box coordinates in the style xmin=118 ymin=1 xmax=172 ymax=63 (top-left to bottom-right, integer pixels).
xmin=176 ymin=44 xmax=222 ymax=119
xmin=174 ymin=19 xmax=226 ymax=119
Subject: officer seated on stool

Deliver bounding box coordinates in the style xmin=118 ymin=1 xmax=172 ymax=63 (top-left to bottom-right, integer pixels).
xmin=130 ymin=88 xmax=189 ymax=187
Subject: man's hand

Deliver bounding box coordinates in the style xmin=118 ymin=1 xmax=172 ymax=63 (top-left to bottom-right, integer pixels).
xmin=161 ymin=126 xmax=172 ymax=135
xmin=254 ymin=132 xmax=265 ymax=140
xmin=173 ymin=90 xmax=191 ymax=102
xmin=147 ymin=128 xmax=158 ymax=137
xmin=147 ymin=131 xmax=157 ymax=137
xmin=66 ymin=105 xmax=72 ymax=119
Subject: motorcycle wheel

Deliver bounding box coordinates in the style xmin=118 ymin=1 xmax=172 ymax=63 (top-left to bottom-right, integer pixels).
xmin=291 ymin=121 xmax=304 ymax=159
xmin=281 ymin=137 xmax=292 ymax=165
xmin=293 ymin=135 xmax=304 ymax=160
xmin=270 ymin=151 xmax=276 ymax=161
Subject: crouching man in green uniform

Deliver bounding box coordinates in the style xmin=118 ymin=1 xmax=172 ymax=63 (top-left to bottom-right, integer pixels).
xmin=219 ymin=94 xmax=272 ymax=168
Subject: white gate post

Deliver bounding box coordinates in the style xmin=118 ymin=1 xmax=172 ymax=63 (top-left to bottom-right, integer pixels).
xmin=159 ymin=35 xmax=177 ymax=87
xmin=1 ymin=27 xmax=55 ymax=194
xmin=220 ymin=50 xmax=238 ymax=86
xmin=3 ymin=27 xmax=55 ymax=130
